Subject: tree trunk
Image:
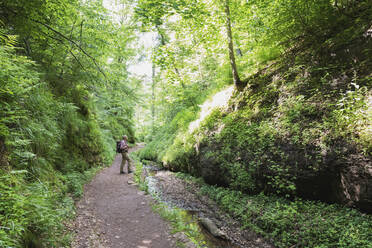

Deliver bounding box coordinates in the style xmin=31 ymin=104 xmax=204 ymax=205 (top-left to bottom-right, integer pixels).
xmin=151 ymin=62 xmax=156 ymax=135
xmin=224 ymin=0 xmax=246 ymax=91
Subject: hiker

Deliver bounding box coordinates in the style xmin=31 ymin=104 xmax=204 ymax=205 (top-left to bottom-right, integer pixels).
xmin=119 ymin=135 xmax=132 ymax=174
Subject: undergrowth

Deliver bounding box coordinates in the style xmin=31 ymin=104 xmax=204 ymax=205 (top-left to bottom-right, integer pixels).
xmin=176 ymin=173 xmax=372 ymax=248
xmin=0 ymin=45 xmax=129 ymax=246
xmin=131 ymin=152 xmax=148 ymax=192
xmin=0 ymin=166 xmax=101 ymax=247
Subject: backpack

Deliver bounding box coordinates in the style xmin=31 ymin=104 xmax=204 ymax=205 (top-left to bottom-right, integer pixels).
xmin=116 ymin=141 xmax=121 ymax=153
xmin=116 ymin=140 xmax=129 ymax=153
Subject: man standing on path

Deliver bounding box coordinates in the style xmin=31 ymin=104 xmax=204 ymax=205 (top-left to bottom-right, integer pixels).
xmin=120 ymin=135 xmax=132 ymax=174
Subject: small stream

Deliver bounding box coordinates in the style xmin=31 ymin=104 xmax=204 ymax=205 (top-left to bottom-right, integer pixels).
xmin=142 ymin=164 xmax=240 ymax=248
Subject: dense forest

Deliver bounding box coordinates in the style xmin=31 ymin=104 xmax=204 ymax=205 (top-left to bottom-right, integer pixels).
xmin=1 ymin=0 xmax=371 ymax=247
xmin=0 ymin=0 xmax=138 ymax=246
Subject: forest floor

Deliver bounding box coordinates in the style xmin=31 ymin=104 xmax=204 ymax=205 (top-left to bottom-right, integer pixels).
xmin=70 ymin=145 xmax=176 ymax=248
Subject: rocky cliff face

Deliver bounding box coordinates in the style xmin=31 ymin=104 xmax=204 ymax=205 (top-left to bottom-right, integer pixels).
xmin=187 ymin=131 xmax=372 ymax=213
xmin=337 ymin=156 xmax=372 ymax=212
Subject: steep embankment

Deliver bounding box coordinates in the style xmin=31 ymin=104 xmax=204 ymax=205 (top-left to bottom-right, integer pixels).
xmin=139 ymin=4 xmax=372 ymax=212
xmin=135 ymin=2 xmax=372 ymax=247
xmin=139 ymin=22 xmax=372 ymax=247
xmin=0 ymin=46 xmax=128 ymax=247
xmin=164 ymin=26 xmax=372 ymax=212
xmin=137 ymin=2 xmax=372 ymax=212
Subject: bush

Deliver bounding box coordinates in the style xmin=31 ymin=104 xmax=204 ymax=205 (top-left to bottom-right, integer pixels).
xmin=0 ymin=170 xmax=74 ymax=247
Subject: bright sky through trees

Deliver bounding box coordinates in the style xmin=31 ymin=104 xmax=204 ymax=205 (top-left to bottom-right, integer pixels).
xmin=128 ymin=32 xmax=156 ymax=79
xmin=103 ymin=0 xmax=155 ymax=79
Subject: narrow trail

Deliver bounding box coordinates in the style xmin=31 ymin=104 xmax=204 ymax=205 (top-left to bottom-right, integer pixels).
xmin=71 ymin=146 xmax=175 ymax=248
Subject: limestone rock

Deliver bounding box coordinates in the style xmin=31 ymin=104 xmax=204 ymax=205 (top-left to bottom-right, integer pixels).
xmin=127 ymin=180 xmax=137 ymax=185
xmin=199 ymin=217 xmax=226 ymax=239
xmin=338 ymin=160 xmax=372 ymax=213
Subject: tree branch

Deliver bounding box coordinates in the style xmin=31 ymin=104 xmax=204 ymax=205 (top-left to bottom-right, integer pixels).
xmin=31 ymin=18 xmax=107 ymax=79
xmin=69 ymin=50 xmax=85 ymax=70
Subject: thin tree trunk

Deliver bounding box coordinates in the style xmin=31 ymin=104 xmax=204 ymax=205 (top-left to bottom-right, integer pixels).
xmin=224 ymin=0 xmax=246 ymax=91
xmin=151 ymin=62 xmax=156 ymax=135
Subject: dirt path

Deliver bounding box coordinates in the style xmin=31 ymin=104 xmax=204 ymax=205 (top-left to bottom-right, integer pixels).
xmin=71 ymin=146 xmax=175 ymax=248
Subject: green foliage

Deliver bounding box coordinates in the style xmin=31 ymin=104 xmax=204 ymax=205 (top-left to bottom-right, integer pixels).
xmin=0 ymin=0 xmax=138 ymax=246
xmin=147 ymin=0 xmax=372 ymax=197
xmin=329 ymin=83 xmax=371 ymax=154
xmin=0 ymin=25 xmax=17 ymax=47
xmin=65 ymin=166 xmax=102 ymax=198
xmin=199 ymin=181 xmax=372 ymax=248
xmin=138 ymin=105 xmax=200 ymax=163
xmin=131 ymin=152 xmax=149 ymax=192
xmin=0 ymin=170 xmax=74 ymax=247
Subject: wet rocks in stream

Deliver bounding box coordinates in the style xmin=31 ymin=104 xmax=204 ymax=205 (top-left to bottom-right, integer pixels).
xmin=144 ymin=168 xmax=274 ymax=248
xmin=199 ymin=217 xmax=226 ymax=239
